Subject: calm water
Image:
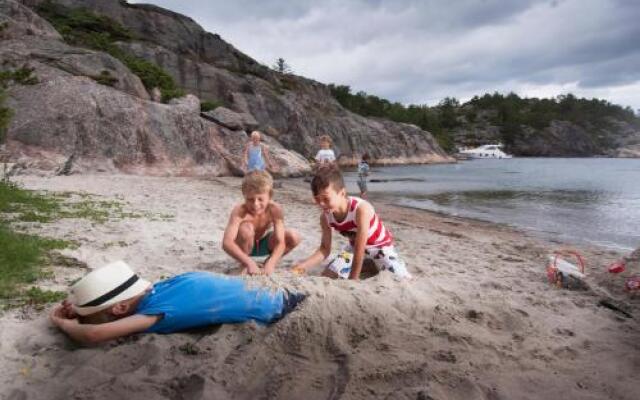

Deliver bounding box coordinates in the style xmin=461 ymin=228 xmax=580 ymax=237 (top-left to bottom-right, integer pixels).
xmin=343 ymin=158 xmax=640 ymax=250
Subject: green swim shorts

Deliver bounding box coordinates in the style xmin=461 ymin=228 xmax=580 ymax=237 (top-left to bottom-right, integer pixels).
xmin=250 ymin=231 xmax=272 ymax=257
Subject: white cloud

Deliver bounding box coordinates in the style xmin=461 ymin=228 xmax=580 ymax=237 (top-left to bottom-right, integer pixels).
xmin=129 ymin=0 xmax=640 ymax=109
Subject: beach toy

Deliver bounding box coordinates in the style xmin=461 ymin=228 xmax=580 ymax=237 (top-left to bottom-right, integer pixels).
xmin=625 ymin=276 xmax=640 ymax=292
xmin=546 ymin=250 xmax=585 ymax=289
xmin=607 ymin=260 xmax=625 ymax=274
xmin=330 ymin=251 xmax=353 ymax=277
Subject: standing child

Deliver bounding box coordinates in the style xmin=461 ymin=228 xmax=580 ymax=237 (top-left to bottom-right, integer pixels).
xmin=222 ymin=170 xmax=300 ymax=275
xmin=244 ymin=131 xmax=275 ymax=173
xmin=293 ymin=166 xmax=411 ymax=280
xmin=357 ymin=153 xmax=370 ymax=199
xmin=314 ymin=135 xmax=336 ymax=167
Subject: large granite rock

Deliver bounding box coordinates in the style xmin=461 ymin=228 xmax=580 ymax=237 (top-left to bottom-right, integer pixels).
xmin=202 ymin=107 xmax=259 ymax=132
xmin=4 ymin=76 xmax=309 ymax=177
xmin=20 ymin=0 xmax=453 ymax=165
xmin=1 ymin=0 xmax=60 ymax=40
xmin=0 ymin=37 xmax=149 ymax=99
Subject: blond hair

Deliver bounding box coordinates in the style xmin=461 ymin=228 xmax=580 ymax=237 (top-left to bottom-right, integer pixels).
xmin=242 ymin=170 xmax=273 ymax=196
xmin=319 ymin=135 xmax=332 ymax=145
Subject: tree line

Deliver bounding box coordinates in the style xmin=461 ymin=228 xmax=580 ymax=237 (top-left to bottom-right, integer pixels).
xmin=328 ymin=84 xmax=640 ymax=152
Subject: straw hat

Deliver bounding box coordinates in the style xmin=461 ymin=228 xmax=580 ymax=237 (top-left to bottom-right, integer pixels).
xmin=70 ymin=261 xmax=151 ymax=316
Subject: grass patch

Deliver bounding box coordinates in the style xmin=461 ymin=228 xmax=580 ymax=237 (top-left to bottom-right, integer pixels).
xmin=89 ymin=70 xmax=118 ymax=86
xmin=0 ymin=223 xmax=72 ymax=298
xmin=201 ymin=100 xmax=223 ymax=112
xmin=36 ymin=1 xmax=185 ymax=102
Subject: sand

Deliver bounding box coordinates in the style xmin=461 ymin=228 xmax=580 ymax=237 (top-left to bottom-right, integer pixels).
xmin=0 ymin=174 xmax=638 ymax=400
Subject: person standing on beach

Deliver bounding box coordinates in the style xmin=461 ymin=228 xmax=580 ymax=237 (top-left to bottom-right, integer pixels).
xmin=243 ymin=131 xmax=275 ymax=173
xmin=292 ymin=166 xmax=411 ymax=280
xmin=357 ymin=153 xmax=370 ymax=199
xmin=314 ymin=135 xmax=336 ymax=168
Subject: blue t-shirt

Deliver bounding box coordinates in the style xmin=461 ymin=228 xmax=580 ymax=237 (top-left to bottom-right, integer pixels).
xmin=136 ymin=272 xmax=285 ymax=334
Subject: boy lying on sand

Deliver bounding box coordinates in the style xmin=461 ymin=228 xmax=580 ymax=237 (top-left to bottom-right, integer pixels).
xmin=222 ymin=170 xmax=300 ymax=275
xmin=50 ymin=261 xmax=305 ymax=344
xmin=293 ymin=166 xmax=411 ymax=280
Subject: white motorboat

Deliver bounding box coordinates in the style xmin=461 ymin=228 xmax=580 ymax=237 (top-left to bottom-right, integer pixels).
xmin=458 ymin=144 xmax=513 ymax=159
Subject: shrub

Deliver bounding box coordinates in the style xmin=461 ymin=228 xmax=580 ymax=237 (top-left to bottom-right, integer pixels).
xmin=36 ymin=1 xmax=184 ymax=102
xmin=200 ymin=100 xmax=223 ymax=112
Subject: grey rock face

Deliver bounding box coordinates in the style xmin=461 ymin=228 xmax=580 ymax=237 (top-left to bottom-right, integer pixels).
xmin=202 ymin=107 xmax=259 ymax=132
xmin=21 ymin=0 xmax=452 ymax=165
xmin=5 ymin=76 xmax=310 ymax=177
xmin=0 ymin=37 xmax=149 ymax=99
xmin=1 ymin=0 xmax=60 ymax=40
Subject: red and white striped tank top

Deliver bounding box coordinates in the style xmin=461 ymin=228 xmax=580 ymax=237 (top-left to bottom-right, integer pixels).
xmin=325 ymin=197 xmax=393 ymax=248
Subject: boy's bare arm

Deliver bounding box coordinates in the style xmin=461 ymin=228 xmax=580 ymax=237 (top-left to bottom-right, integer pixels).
xmin=349 ymin=203 xmax=374 ymax=280
xmin=222 ymin=206 xmax=259 ymax=273
xmin=263 ymin=204 xmax=286 ymax=274
xmin=293 ymin=214 xmax=332 ymax=272
xmin=50 ymin=305 xmax=158 ymax=344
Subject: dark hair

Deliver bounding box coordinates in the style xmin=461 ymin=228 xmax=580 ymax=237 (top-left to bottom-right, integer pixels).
xmin=362 ymin=153 xmax=370 ymax=161
xmin=311 ymin=165 xmax=344 ymax=196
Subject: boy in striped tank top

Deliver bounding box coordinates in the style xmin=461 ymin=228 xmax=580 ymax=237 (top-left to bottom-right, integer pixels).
xmin=293 ymin=167 xmax=411 ymax=280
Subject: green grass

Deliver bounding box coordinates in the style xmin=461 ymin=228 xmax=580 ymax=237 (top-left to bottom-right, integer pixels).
xmin=36 ymin=1 xmax=185 ymax=102
xmin=0 ymin=181 xmax=152 ymax=302
xmin=0 ymin=223 xmax=72 ymax=298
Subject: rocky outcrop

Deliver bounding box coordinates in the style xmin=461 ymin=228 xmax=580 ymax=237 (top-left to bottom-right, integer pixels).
xmin=17 ymin=0 xmax=452 ymax=166
xmin=5 ymin=75 xmax=309 ymax=176
xmin=202 ymin=107 xmax=259 ymax=132
xmin=1 ymin=37 xmax=149 ymax=99
xmin=3 ymin=0 xmax=452 ymax=178
xmin=453 ymin=113 xmax=640 ymax=157
xmin=1 ymin=0 xmax=60 ymax=39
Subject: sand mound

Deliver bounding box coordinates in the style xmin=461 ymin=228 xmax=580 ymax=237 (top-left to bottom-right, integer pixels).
xmin=1 ymin=175 xmax=638 ymax=400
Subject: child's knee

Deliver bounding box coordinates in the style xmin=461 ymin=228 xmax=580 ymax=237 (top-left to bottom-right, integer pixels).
xmin=237 ymin=222 xmax=255 ymax=241
xmin=287 ymin=229 xmax=301 ymax=248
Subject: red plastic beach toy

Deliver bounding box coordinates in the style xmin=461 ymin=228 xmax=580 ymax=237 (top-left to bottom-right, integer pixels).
xmin=607 ymin=261 xmax=626 ymax=274
xmin=625 ymin=276 xmax=640 ymax=292
xmin=546 ymin=250 xmax=585 ymax=289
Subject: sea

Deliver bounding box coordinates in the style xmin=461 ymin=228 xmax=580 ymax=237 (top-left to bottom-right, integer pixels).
xmin=343 ymin=158 xmax=640 ymax=251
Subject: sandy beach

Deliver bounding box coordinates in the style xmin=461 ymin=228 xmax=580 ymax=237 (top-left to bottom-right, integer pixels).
xmin=1 ymin=174 xmax=638 ymax=400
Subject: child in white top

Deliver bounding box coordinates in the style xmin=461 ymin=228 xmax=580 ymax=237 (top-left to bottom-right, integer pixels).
xmin=314 ymin=135 xmax=336 ymax=166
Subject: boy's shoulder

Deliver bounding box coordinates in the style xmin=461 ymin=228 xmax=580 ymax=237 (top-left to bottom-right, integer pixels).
xmin=267 ymin=200 xmax=284 ymax=219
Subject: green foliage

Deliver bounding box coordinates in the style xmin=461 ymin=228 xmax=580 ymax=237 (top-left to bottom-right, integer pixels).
xmin=90 ymin=70 xmax=118 ymax=86
xmin=328 ymin=84 xmax=458 ymax=152
xmin=328 ymin=84 xmax=640 ymax=153
xmin=0 ymin=66 xmax=39 ymax=86
xmin=0 ymin=180 xmax=61 ymax=222
xmin=36 ymin=1 xmax=185 ymax=102
xmin=0 ymin=223 xmax=72 ymax=298
xmin=0 ymin=87 xmax=12 ymax=143
xmin=201 ymin=100 xmax=223 ymax=112
xmin=23 ymin=286 xmax=67 ymax=305
xmin=273 ymin=57 xmax=291 ymax=74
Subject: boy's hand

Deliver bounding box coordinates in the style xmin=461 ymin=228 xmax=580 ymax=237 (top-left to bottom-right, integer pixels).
xmin=245 ymin=260 xmax=262 ymax=275
xmin=61 ymin=299 xmax=78 ymax=319
xmin=50 ymin=304 xmax=78 ymax=328
xmin=292 ymin=265 xmax=306 ymax=276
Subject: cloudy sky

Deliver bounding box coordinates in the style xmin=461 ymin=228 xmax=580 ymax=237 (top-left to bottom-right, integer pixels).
xmin=131 ymin=0 xmax=640 ymax=110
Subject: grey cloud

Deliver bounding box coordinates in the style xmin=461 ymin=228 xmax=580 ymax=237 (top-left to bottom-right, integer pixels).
xmin=130 ymin=0 xmax=640 ymax=109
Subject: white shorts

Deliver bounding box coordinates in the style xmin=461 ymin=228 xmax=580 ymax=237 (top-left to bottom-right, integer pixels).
xmin=326 ymin=244 xmax=411 ymax=279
